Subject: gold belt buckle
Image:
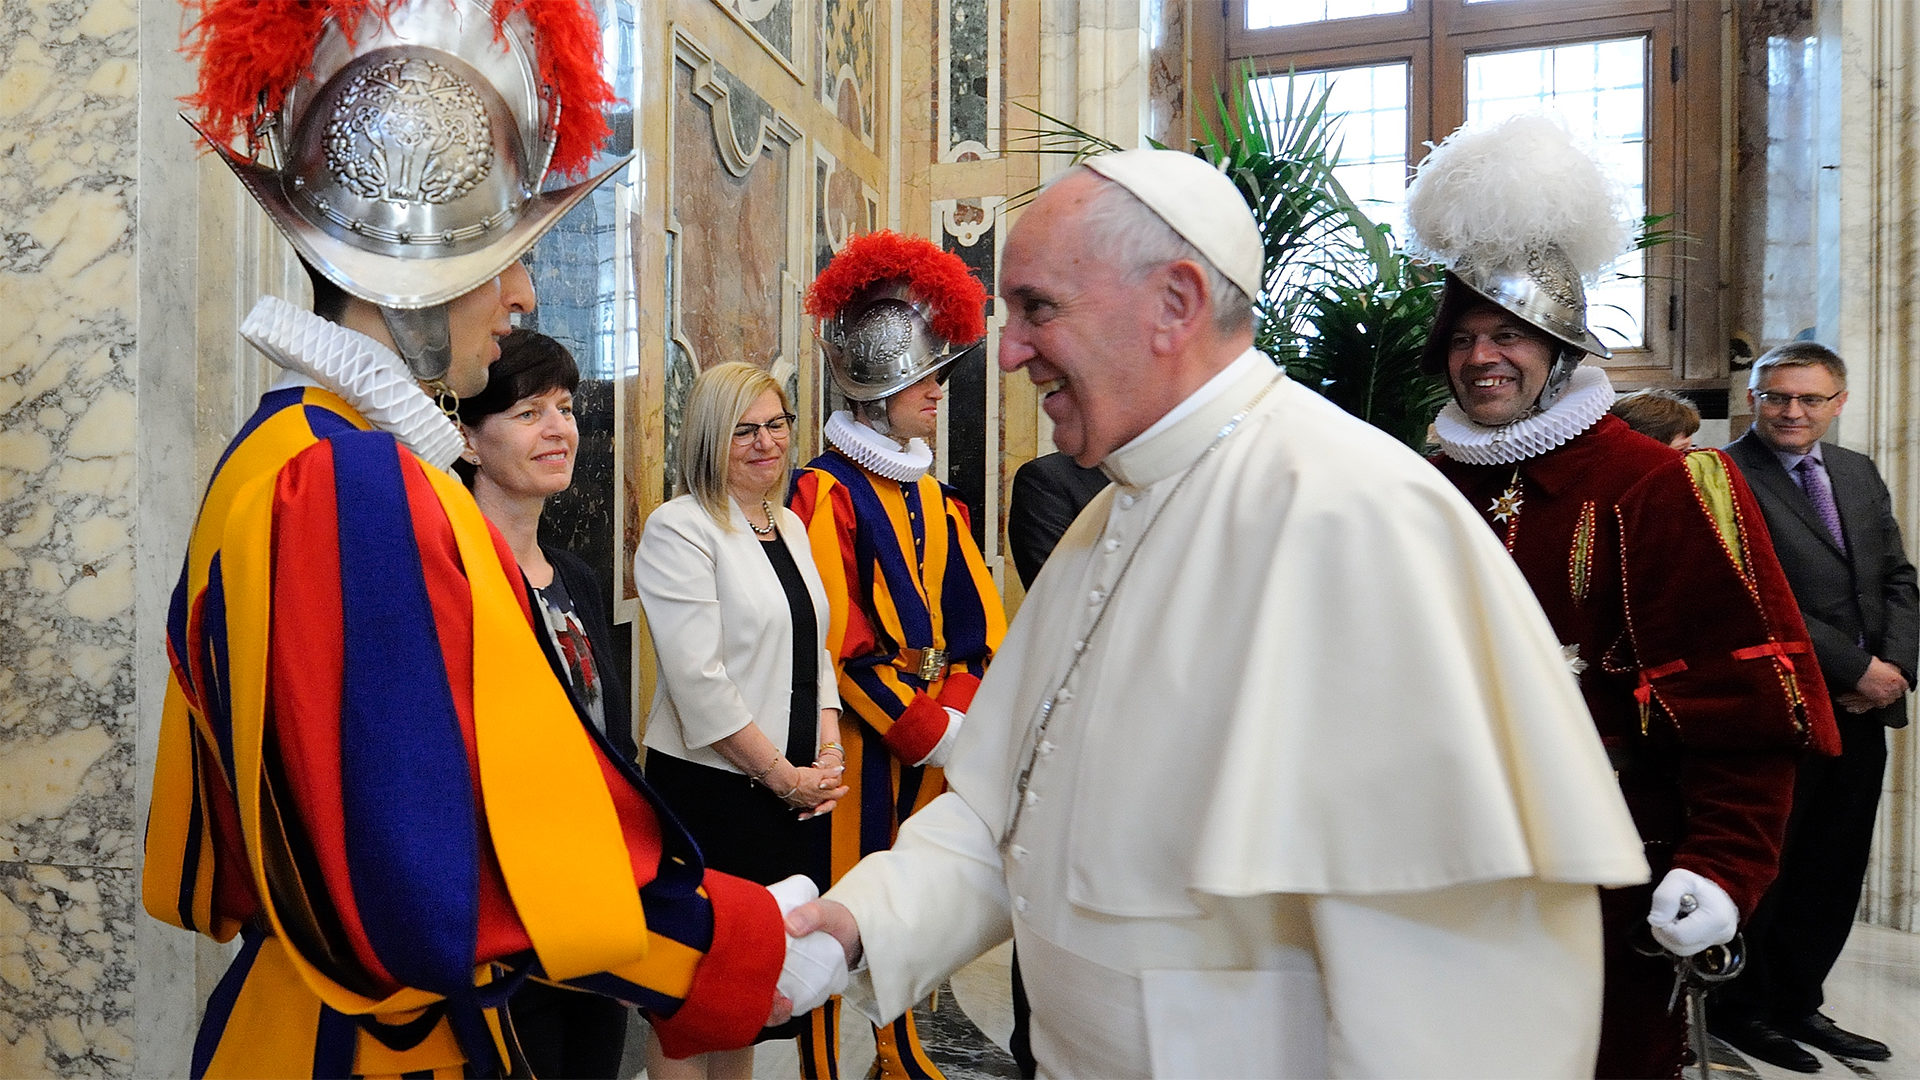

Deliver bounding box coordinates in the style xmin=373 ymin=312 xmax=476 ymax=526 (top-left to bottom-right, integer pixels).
xmin=916 ymin=647 xmax=948 ymax=681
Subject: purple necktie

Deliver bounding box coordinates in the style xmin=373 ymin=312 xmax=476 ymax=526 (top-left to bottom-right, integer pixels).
xmin=1796 ymin=456 xmax=1847 ymax=552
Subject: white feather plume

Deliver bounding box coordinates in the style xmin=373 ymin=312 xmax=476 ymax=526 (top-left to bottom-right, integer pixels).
xmin=1405 ymin=113 xmax=1630 ymax=281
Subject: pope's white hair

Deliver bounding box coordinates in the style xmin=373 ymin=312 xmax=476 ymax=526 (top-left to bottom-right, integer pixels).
xmin=1405 ymin=113 xmax=1630 ymax=281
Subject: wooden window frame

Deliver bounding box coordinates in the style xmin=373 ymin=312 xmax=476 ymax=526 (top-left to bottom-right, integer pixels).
xmin=1212 ymin=0 xmax=1726 ymax=390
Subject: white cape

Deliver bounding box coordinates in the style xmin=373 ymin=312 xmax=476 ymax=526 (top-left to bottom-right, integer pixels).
xmin=830 ymin=358 xmax=1647 ymax=1076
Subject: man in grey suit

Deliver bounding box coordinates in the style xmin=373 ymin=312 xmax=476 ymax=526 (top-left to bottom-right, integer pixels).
xmin=1717 ymin=341 xmax=1918 ymax=1071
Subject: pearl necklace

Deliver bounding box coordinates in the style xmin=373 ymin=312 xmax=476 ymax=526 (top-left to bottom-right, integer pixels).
xmin=747 ymin=500 xmax=778 ymax=536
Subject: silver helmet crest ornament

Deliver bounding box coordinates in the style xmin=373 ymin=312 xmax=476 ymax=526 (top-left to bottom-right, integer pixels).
xmin=182 ymin=0 xmax=628 ymax=383
xmin=1406 ymin=114 xmax=1631 ymax=413
xmin=806 ymin=231 xmax=989 ymax=417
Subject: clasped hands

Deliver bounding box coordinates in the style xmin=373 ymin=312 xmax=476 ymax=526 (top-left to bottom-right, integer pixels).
xmin=765 ymin=877 xmax=860 ymax=1026
xmin=1838 ymin=656 xmax=1908 ymax=715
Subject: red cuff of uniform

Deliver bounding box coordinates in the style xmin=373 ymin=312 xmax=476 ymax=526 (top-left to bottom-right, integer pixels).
xmin=883 ymin=693 xmax=950 ymax=765
xmin=649 ymin=871 xmax=784 ymax=1058
xmin=935 ymin=672 xmax=981 ymax=713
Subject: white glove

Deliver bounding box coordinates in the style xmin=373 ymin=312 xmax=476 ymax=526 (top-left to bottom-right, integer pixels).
xmin=767 ymin=875 xmax=849 ymax=1015
xmin=913 ymin=708 xmax=965 ymax=769
xmin=1646 ymin=868 xmax=1737 ymax=957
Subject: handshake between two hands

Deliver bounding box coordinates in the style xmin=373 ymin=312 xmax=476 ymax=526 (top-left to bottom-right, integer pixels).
xmin=766 ymin=876 xmax=858 ymax=1025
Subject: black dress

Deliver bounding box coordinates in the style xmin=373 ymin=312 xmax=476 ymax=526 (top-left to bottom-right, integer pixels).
xmin=510 ymin=549 xmax=634 ymax=1080
xmin=643 ymin=533 xmax=832 ymax=1042
xmin=644 ymin=535 xmax=833 ymax=889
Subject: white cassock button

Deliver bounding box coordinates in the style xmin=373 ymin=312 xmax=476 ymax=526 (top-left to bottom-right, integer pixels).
xmin=1055 ymin=688 xmax=1073 ymax=703
xmin=1010 ymin=845 xmax=1029 ymax=862
xmin=1015 ymin=896 xmax=1030 ymax=914
xmin=1072 ymin=640 xmax=1085 ymax=653
xmin=1089 ymin=589 xmax=1104 ymax=605
xmin=1104 ymin=538 xmax=1121 ymax=552
xmin=1118 ymin=493 xmax=1136 ymax=509
xmin=1025 ymin=789 xmax=1041 ymax=806
xmin=1037 ymin=740 xmax=1055 ymax=756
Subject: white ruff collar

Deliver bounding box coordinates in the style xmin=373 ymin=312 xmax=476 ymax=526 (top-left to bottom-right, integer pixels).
xmin=1435 ymin=365 xmax=1614 ymax=466
xmin=823 ymin=410 xmax=933 ymax=482
xmin=241 ymin=295 xmax=464 ymax=471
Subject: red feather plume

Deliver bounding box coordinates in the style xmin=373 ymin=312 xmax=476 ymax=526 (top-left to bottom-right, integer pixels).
xmin=495 ymin=0 xmax=616 ymax=178
xmin=806 ymin=231 xmax=988 ymax=346
xmin=181 ymin=0 xmax=615 ymax=179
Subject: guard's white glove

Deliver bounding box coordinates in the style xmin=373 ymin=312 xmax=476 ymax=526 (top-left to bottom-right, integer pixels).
xmin=914 ymin=708 xmax=965 ymax=769
xmin=1647 ymin=868 xmax=1737 ymax=957
xmin=768 ymin=875 xmax=848 ymax=1015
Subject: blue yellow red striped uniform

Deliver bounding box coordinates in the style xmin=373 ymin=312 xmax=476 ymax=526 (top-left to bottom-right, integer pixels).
xmin=143 ymin=385 xmax=782 ymax=1078
xmin=788 ymin=450 xmax=1006 ymax=1078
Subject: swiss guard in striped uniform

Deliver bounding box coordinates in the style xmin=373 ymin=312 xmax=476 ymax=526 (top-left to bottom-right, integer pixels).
xmin=143 ymin=2 xmax=846 ymax=1076
xmin=790 ymin=233 xmax=1008 ymax=1079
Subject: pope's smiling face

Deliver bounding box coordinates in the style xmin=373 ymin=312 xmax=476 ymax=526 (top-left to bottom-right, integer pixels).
xmin=1445 ymin=303 xmax=1557 ymax=427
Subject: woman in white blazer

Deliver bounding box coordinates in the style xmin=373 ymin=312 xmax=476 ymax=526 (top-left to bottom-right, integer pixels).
xmin=635 ymin=361 xmax=849 ymax=1079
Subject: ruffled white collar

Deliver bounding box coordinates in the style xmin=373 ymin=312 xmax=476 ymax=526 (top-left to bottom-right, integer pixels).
xmin=243 ymin=295 xmax=465 ymax=471
xmin=1434 ymin=365 xmax=1614 ymax=466
xmin=823 ymin=410 xmax=933 ymax=482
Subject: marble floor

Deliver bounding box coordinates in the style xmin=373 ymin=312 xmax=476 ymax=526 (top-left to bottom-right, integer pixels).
xmin=1720 ymin=922 xmax=1920 ymax=1080
xmin=620 ymin=925 xmax=1917 ymax=1078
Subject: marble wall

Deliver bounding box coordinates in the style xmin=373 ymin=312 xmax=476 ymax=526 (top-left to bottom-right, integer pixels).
xmin=1826 ymin=1 xmax=1920 ymax=933
xmin=0 ymin=0 xmax=140 ymax=1073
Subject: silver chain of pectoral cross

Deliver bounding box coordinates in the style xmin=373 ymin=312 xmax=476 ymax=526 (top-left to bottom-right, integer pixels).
xmin=999 ymin=375 xmax=1283 ymax=853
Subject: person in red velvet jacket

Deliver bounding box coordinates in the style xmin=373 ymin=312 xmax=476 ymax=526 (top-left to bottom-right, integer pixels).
xmin=1408 ymin=115 xmax=1839 ymax=1080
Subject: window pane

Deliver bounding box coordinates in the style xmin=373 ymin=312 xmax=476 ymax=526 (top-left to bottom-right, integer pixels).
xmin=1246 ymin=0 xmax=1408 ymax=31
xmin=1466 ymin=37 xmax=1649 ymax=349
xmin=1251 ymin=63 xmax=1410 ymax=218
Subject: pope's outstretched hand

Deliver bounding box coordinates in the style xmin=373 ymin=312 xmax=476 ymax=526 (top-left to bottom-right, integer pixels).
xmin=769 ymin=876 xmax=850 ymax=1017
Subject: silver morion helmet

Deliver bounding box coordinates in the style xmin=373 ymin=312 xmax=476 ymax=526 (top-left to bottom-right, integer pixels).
xmin=820 ymin=283 xmax=973 ymax=402
xmin=1405 ymin=114 xmax=1631 ymax=410
xmin=184 ymin=0 xmax=629 ymax=380
xmin=806 ymin=231 xmax=989 ymax=404
xmin=1420 ymin=244 xmax=1613 ymax=375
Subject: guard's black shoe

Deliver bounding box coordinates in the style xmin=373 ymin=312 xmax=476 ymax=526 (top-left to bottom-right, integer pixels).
xmin=1779 ymin=1013 xmax=1893 ymax=1062
xmin=1710 ymin=1016 xmax=1822 ymax=1073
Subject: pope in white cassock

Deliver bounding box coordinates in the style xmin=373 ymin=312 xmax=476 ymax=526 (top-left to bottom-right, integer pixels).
xmin=787 ymin=148 xmax=1652 ymax=1077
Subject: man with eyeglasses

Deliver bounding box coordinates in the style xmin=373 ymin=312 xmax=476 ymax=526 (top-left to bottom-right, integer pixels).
xmin=787 ymin=231 xmax=1007 ymax=1079
xmin=1714 ymin=342 xmax=1916 ymax=1071
xmin=1411 ymin=115 xmax=1838 ymax=1078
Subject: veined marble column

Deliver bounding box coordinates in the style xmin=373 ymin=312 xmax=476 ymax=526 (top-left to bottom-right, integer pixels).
xmin=0 ymin=0 xmax=141 ymax=1073
xmin=1830 ymin=0 xmax=1920 ymax=932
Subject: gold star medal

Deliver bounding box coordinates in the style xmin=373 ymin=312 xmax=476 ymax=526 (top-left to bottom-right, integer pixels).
xmin=1489 ymin=484 xmax=1524 ymax=523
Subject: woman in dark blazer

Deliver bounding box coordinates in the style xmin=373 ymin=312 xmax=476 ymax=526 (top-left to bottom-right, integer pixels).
xmin=458 ymin=329 xmax=633 ymax=1079
xmin=635 ymin=361 xmax=848 ymax=1080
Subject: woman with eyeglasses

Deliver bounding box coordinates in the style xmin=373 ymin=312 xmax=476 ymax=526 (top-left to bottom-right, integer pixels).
xmin=634 ymin=361 xmax=848 ymax=1079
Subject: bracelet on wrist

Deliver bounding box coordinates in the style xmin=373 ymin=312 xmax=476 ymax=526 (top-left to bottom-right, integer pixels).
xmin=749 ymin=756 xmax=785 ymax=787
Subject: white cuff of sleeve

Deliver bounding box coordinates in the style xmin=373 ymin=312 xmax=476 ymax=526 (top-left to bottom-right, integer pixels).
xmin=913 ymin=708 xmax=965 ymax=769
xmin=768 ymin=876 xmax=848 ymax=1014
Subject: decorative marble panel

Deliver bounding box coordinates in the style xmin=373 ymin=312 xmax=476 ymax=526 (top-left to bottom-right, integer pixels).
xmin=814 ymin=145 xmax=879 ymax=277
xmin=0 ymin=0 xmax=139 ymax=884
xmin=941 ymin=0 xmax=999 ymax=161
xmin=937 ymin=201 xmax=999 ymax=555
xmin=821 ymin=0 xmax=877 ymax=143
xmin=0 ymin=864 xmax=136 ymax=1078
xmin=1146 ymin=0 xmax=1186 ymax=147
xmin=713 ymin=0 xmax=797 ymax=73
xmin=664 ymin=34 xmax=799 ymax=504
